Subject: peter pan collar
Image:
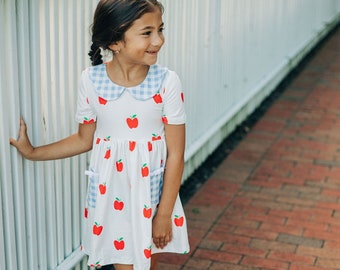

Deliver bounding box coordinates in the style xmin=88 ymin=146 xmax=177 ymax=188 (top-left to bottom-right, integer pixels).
xmin=87 ymin=63 xmax=168 ymax=101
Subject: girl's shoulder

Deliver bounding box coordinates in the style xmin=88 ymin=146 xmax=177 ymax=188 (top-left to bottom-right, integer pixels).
xmin=82 ymin=63 xmax=106 ymax=80
xmin=160 ymin=66 xmax=182 ymax=90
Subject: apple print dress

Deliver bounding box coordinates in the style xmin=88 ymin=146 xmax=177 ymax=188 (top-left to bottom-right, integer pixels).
xmin=75 ymin=63 xmax=190 ymax=269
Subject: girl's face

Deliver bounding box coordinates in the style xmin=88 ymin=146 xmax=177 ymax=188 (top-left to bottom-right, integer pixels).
xmin=112 ymin=9 xmax=165 ymax=66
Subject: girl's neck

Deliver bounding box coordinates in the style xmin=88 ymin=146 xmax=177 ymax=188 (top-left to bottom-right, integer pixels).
xmin=106 ymin=59 xmax=150 ymax=88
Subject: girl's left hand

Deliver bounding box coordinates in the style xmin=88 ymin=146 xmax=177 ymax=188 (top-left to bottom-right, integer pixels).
xmin=152 ymin=214 xmax=172 ymax=249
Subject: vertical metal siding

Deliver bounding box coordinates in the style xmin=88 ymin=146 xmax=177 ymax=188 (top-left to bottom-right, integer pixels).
xmin=1 ymin=0 xmax=339 ymax=269
xmin=159 ymin=0 xmax=340 ymax=178
xmin=1 ymin=1 xmax=96 ymax=269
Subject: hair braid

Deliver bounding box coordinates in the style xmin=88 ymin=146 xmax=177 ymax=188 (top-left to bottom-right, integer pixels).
xmin=88 ymin=43 xmax=103 ymax=66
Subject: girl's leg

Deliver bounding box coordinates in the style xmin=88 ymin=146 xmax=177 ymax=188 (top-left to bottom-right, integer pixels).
xmin=150 ymin=254 xmax=160 ymax=270
xmin=113 ymin=264 xmax=133 ymax=270
xmin=112 ymin=255 xmax=159 ymax=270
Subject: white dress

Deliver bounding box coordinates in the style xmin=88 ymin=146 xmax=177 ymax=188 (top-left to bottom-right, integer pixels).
xmin=75 ymin=63 xmax=190 ymax=269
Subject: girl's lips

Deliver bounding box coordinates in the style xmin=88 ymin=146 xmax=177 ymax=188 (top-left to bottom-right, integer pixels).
xmin=146 ymin=50 xmax=158 ymax=54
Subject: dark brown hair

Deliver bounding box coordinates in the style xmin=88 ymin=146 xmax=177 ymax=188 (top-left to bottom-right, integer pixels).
xmin=88 ymin=0 xmax=164 ymax=66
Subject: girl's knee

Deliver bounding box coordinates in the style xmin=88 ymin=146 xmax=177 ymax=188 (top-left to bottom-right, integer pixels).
xmin=150 ymin=253 xmax=160 ymax=270
xmin=113 ymin=264 xmax=133 ymax=270
xmin=111 ymin=254 xmax=160 ymax=270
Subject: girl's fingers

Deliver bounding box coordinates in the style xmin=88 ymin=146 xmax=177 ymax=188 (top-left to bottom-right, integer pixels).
xmin=153 ymin=231 xmax=172 ymax=249
xmin=19 ymin=118 xmax=27 ymax=138
xmin=9 ymin=137 xmax=16 ymax=146
xmin=9 ymin=118 xmax=29 ymax=147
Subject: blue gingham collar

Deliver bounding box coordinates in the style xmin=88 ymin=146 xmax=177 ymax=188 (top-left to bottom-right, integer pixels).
xmin=87 ymin=63 xmax=168 ymax=101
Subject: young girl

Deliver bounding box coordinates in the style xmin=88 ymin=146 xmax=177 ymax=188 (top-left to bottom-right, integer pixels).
xmin=9 ymin=0 xmax=190 ymax=269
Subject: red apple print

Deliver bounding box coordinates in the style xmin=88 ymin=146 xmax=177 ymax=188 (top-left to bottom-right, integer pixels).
xmin=93 ymin=222 xmax=103 ymax=235
xmin=90 ymin=261 xmax=101 ymax=267
xmin=181 ymin=92 xmax=184 ymax=102
xmin=141 ymin=164 xmax=149 ymax=177
xmin=153 ymin=93 xmax=163 ymax=104
xmin=104 ymin=147 xmax=111 ymax=159
xmin=144 ymin=246 xmax=152 ymax=259
xmin=99 ymin=183 xmax=106 ymax=195
xmin=126 ymin=114 xmax=138 ymax=129
xmin=162 ymin=115 xmax=168 ymax=124
xmin=174 ymin=215 xmax=184 ymax=227
xmin=152 ymin=133 xmax=161 ymax=141
xmin=84 ymin=208 xmax=88 ymax=218
xmin=103 ymin=136 xmax=111 ymax=142
xmin=116 ymin=159 xmax=124 ymax=172
xmin=114 ymin=237 xmax=125 ymax=250
xmin=113 ymin=197 xmax=124 ymax=211
xmin=143 ymin=205 xmax=152 ymax=219
xmin=98 ymin=96 xmax=107 ymax=105
xmin=129 ymin=141 xmax=136 ymax=151
xmin=148 ymin=141 xmax=153 ymax=152
xmin=96 ymin=138 xmax=101 ymax=144
xmin=83 ymin=117 xmax=94 ymax=124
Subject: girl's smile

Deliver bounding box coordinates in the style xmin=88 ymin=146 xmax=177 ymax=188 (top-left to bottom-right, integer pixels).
xmin=146 ymin=50 xmax=159 ymax=54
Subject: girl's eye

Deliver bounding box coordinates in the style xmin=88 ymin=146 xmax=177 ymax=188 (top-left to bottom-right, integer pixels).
xmin=142 ymin=27 xmax=164 ymax=36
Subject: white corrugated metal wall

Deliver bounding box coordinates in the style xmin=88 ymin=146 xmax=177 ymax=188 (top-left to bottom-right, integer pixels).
xmin=159 ymin=0 xmax=340 ymax=178
xmin=1 ymin=0 xmax=339 ymax=269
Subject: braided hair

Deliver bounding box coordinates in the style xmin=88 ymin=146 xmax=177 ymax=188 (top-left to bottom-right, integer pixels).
xmin=88 ymin=43 xmax=103 ymax=66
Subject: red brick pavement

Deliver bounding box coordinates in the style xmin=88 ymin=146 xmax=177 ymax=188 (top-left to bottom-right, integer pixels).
xmin=159 ymin=26 xmax=340 ymax=270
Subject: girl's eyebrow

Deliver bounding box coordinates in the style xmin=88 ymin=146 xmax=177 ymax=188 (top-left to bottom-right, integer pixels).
xmin=140 ymin=22 xmax=164 ymax=31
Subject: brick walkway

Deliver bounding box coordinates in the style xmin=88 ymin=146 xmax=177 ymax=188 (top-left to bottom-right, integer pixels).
xmin=159 ymin=26 xmax=340 ymax=270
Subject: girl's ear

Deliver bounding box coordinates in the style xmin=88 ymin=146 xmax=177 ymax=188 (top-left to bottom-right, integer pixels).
xmin=108 ymin=42 xmax=121 ymax=53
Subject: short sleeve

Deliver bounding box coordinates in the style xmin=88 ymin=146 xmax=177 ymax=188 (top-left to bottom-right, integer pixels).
xmin=75 ymin=70 xmax=97 ymax=124
xmin=162 ymin=71 xmax=186 ymax=125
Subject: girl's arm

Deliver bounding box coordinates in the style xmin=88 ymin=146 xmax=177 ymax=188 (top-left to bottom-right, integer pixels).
xmin=10 ymin=118 xmax=95 ymax=161
xmin=152 ymin=123 xmax=185 ymax=249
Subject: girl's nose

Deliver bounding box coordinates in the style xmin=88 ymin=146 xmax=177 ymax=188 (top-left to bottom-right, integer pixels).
xmin=152 ymin=33 xmax=164 ymax=46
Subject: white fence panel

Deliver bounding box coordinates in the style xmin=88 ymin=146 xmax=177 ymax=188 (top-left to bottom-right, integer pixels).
xmin=1 ymin=0 xmax=339 ymax=269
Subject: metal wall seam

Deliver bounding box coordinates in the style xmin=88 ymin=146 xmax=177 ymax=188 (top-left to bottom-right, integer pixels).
xmin=17 ymin=0 xmax=39 ymax=267
xmin=27 ymin=0 xmax=48 ymax=268
xmin=3 ymin=0 xmax=21 ymax=269
xmin=39 ymin=0 xmax=59 ymax=267
xmin=0 ymin=1 xmax=5 ymax=264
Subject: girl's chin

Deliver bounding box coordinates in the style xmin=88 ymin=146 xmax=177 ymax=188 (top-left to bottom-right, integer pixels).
xmin=145 ymin=59 xmax=158 ymax=66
